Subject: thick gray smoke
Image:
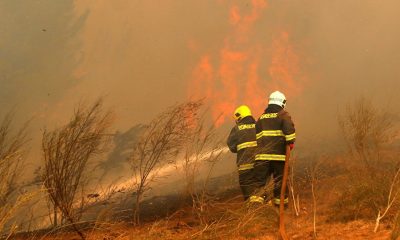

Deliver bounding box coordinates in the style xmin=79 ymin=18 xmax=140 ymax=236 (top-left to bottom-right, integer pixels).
xmin=1 ymin=1 xmax=400 ymax=231
xmin=0 ymin=1 xmax=86 ymax=122
xmin=1 ymin=0 xmax=400 ymax=174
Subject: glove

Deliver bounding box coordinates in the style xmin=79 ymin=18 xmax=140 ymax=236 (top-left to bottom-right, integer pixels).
xmin=289 ymin=143 xmax=294 ymax=150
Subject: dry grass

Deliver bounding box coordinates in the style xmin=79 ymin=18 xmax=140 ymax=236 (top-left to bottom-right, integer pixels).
xmin=33 ymin=195 xmax=280 ymax=240
xmin=391 ymin=211 xmax=400 ymax=240
xmin=28 ymin=194 xmax=394 ymax=240
xmin=0 ymin=112 xmax=30 ymax=235
xmin=6 ymin=97 xmax=400 ymax=240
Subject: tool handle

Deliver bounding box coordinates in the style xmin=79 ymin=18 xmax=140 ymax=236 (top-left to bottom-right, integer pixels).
xmin=279 ymin=144 xmax=291 ymax=240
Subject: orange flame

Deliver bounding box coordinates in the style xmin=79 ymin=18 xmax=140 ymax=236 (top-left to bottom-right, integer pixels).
xmin=269 ymin=31 xmax=302 ymax=98
xmin=188 ymin=0 xmax=305 ymax=126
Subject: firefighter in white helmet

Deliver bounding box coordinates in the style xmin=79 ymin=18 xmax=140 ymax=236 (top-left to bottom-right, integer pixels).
xmin=227 ymin=105 xmax=258 ymax=201
xmin=250 ymin=91 xmax=296 ymax=206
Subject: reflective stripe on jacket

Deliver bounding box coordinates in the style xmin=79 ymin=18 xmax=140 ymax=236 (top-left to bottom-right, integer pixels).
xmin=255 ymin=104 xmax=295 ymax=161
xmin=227 ymin=116 xmax=257 ymax=167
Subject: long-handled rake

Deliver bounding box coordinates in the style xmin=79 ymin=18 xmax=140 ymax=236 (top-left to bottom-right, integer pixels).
xmin=279 ymin=145 xmax=291 ymax=240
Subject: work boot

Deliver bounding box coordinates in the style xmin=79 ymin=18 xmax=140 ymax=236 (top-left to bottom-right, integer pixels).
xmin=247 ymin=195 xmax=264 ymax=211
xmin=273 ymin=197 xmax=289 ymax=209
xmin=249 ymin=195 xmax=265 ymax=204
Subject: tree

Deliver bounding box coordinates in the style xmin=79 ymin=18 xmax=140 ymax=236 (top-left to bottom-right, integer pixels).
xmin=129 ymin=101 xmax=202 ymax=225
xmin=181 ymin=111 xmax=224 ymax=225
xmin=338 ymin=97 xmax=396 ymax=171
xmin=337 ymin=97 xmax=399 ymax=228
xmin=41 ymin=99 xmax=113 ymax=239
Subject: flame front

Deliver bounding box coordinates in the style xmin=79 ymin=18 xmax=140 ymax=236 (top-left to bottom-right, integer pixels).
xmin=188 ymin=0 xmax=305 ymax=126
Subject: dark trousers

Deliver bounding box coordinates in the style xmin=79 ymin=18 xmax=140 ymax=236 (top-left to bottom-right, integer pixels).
xmin=238 ymin=169 xmax=256 ymax=201
xmin=252 ymin=160 xmax=288 ymax=203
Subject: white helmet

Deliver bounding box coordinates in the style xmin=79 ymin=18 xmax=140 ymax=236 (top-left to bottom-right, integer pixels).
xmin=269 ymin=91 xmax=287 ymax=108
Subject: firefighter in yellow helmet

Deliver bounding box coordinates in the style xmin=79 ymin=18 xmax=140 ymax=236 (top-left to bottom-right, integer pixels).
xmin=227 ymin=105 xmax=257 ymax=201
xmin=250 ymin=91 xmax=296 ymax=206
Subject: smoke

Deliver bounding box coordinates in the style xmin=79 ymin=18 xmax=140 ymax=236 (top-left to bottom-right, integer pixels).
xmin=1 ymin=0 xmax=400 ymax=167
xmin=285 ymin=0 xmax=400 ymax=144
xmin=1 ymin=0 xmax=400 ymax=230
xmin=0 ymin=1 xmax=86 ymax=124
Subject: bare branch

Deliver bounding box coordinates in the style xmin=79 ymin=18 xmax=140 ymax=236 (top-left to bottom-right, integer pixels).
xmin=41 ymin=98 xmax=113 ymax=239
xmin=129 ymin=100 xmax=203 ymax=225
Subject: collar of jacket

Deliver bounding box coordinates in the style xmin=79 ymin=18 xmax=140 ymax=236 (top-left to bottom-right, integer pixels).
xmin=264 ymin=104 xmax=283 ymax=113
xmin=239 ymin=115 xmax=255 ymax=124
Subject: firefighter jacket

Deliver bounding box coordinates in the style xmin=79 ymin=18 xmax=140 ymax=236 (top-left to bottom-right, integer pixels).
xmin=227 ymin=116 xmax=257 ymax=170
xmin=255 ymin=104 xmax=296 ymax=161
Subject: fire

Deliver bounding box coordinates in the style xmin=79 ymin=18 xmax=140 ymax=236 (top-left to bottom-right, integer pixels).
xmin=269 ymin=31 xmax=302 ymax=97
xmin=188 ymin=0 xmax=305 ymax=126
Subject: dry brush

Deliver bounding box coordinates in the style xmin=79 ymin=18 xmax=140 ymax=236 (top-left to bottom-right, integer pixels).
xmin=0 ymin=112 xmax=31 ymax=236
xmin=129 ymin=100 xmax=203 ymax=225
xmin=336 ymin=97 xmax=400 ymax=231
xmin=41 ymin=99 xmax=113 ymax=239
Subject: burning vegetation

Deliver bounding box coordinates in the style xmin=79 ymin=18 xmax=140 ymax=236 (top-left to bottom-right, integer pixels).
xmin=1 ymin=0 xmax=400 ymax=240
xmin=188 ymin=0 xmax=306 ymax=126
xmin=0 ymin=96 xmax=398 ymax=240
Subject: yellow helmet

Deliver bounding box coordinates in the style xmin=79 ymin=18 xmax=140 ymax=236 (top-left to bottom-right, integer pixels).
xmin=234 ymin=105 xmax=252 ymax=122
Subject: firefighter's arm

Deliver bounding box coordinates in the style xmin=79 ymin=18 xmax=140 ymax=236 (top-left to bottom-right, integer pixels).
xmin=281 ymin=112 xmax=296 ymax=145
xmin=255 ymin=119 xmax=262 ymax=145
xmin=227 ymin=126 xmax=238 ymax=153
xmin=255 ymin=119 xmax=262 ymax=134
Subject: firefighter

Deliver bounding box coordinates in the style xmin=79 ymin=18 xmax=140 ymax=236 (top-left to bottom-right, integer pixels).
xmin=251 ymin=91 xmax=296 ymax=206
xmin=227 ymin=105 xmax=258 ymax=201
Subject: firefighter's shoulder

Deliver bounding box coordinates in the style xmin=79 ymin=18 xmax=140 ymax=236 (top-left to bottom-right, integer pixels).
xmin=232 ymin=125 xmax=239 ymax=132
xmin=278 ymin=109 xmax=292 ymax=119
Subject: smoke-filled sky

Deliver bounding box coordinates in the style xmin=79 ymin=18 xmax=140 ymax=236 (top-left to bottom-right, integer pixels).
xmin=1 ymin=0 xmax=400 ymax=162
